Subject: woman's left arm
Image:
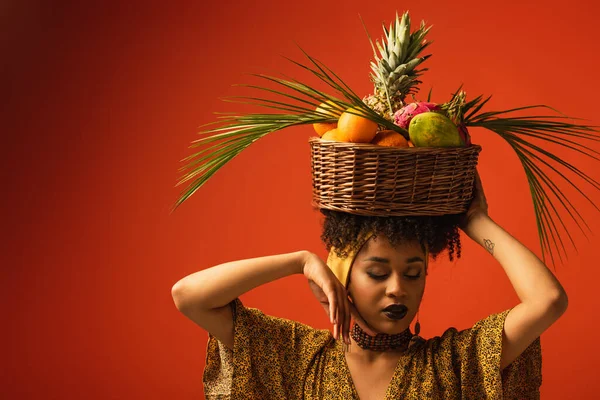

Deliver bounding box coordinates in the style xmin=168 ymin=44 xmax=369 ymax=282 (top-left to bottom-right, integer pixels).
xmin=461 ymin=174 xmax=568 ymax=370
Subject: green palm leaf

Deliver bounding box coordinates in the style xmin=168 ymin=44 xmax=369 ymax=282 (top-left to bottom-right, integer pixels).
xmin=173 ymin=50 xmax=409 ymax=210
xmin=463 ymin=98 xmax=600 ymax=265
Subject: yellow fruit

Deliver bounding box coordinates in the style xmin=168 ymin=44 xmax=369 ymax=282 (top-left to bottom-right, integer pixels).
xmin=321 ymin=128 xmax=344 ymax=141
xmin=313 ymin=101 xmax=342 ymax=137
xmin=371 ymin=130 xmax=409 ymax=148
xmin=337 ymin=108 xmax=378 ymax=143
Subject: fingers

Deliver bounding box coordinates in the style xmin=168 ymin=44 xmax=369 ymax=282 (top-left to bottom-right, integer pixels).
xmin=336 ymin=285 xmax=349 ymax=344
xmin=325 ymin=282 xmax=351 ymax=342
xmin=473 ymin=171 xmax=488 ymax=210
xmin=326 ymin=284 xmax=336 ymax=325
xmin=333 ymin=284 xmax=343 ymax=340
xmin=343 ymin=293 xmax=351 ymax=344
xmin=324 ymin=282 xmax=342 ymax=341
xmin=475 ymin=171 xmax=487 ymax=197
xmin=319 ymin=276 xmax=354 ymax=342
xmin=475 ymin=173 xmax=483 ymax=193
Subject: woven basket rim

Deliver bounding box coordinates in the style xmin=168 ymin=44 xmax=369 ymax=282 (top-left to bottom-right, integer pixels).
xmin=308 ymin=136 xmax=481 ymax=152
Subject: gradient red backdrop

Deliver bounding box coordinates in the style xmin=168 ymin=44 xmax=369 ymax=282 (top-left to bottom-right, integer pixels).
xmin=3 ymin=0 xmax=600 ymax=398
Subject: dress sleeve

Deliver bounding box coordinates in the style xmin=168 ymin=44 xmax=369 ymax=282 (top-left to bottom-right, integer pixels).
xmin=445 ymin=309 xmax=542 ymax=399
xmin=202 ymin=299 xmax=331 ymax=400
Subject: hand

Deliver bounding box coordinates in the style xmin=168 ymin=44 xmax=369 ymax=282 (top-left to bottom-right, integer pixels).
xmin=461 ymin=171 xmax=489 ymax=234
xmin=302 ymin=252 xmax=375 ymax=344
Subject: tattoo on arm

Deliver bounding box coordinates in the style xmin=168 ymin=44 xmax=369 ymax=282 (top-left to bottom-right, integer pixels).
xmin=483 ymin=238 xmax=495 ymax=255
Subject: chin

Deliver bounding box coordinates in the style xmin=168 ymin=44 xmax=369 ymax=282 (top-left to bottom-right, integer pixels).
xmin=370 ymin=317 xmax=410 ymax=334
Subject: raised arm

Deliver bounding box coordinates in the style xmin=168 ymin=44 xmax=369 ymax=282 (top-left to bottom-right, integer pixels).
xmin=171 ymin=251 xmax=307 ymax=349
xmin=171 ymin=250 xmax=360 ymax=349
xmin=461 ymin=174 xmax=568 ymax=370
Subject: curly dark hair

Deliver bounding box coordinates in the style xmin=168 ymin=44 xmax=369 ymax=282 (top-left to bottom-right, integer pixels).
xmin=320 ymin=209 xmax=463 ymax=261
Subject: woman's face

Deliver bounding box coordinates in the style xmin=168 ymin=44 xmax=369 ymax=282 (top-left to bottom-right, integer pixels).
xmin=348 ymin=235 xmax=427 ymax=335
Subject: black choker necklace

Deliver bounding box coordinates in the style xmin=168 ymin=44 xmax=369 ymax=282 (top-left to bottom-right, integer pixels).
xmin=350 ymin=323 xmax=414 ymax=351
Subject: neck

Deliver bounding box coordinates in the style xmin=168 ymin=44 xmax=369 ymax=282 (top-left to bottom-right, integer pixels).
xmin=348 ymin=323 xmax=413 ymax=356
xmin=347 ymin=337 xmax=405 ymax=362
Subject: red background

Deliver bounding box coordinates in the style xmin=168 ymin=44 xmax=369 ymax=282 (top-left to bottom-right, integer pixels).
xmin=3 ymin=0 xmax=600 ymax=398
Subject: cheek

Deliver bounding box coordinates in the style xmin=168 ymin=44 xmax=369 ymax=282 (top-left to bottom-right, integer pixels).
xmin=414 ymin=282 xmax=426 ymax=303
xmin=349 ymin=276 xmax=381 ymax=303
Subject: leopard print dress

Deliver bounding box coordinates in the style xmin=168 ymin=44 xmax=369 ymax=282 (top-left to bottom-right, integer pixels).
xmin=203 ymin=299 xmax=541 ymax=399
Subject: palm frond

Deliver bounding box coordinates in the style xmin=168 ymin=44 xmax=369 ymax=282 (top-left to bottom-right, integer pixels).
xmin=464 ymin=98 xmax=600 ymax=264
xmin=173 ymin=51 xmax=409 ymax=211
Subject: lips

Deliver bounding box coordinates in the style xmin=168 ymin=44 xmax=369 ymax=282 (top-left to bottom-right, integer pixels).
xmin=382 ymin=304 xmax=408 ymax=320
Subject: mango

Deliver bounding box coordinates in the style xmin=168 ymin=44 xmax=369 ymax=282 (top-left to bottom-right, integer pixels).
xmin=408 ymin=112 xmax=464 ymax=148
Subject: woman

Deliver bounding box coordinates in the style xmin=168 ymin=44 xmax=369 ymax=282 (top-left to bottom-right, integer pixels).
xmin=171 ymin=175 xmax=568 ymax=399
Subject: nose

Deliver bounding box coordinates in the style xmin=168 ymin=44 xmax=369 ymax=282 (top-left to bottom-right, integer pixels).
xmin=385 ymin=274 xmax=408 ymax=299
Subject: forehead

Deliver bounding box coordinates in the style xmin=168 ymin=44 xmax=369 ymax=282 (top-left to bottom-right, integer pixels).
xmin=355 ymin=236 xmax=425 ymax=264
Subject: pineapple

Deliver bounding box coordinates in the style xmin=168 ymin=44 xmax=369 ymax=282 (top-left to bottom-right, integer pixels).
xmin=442 ymin=90 xmax=467 ymax=124
xmin=364 ymin=12 xmax=432 ymax=121
xmin=441 ymin=90 xmax=472 ymax=145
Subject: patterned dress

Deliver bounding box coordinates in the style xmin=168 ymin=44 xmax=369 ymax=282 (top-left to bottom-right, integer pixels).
xmin=204 ymin=299 xmax=541 ymax=399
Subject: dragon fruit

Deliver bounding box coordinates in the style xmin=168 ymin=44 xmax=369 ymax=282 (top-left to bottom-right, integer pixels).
xmin=458 ymin=123 xmax=472 ymax=146
xmin=393 ymin=102 xmax=440 ymax=129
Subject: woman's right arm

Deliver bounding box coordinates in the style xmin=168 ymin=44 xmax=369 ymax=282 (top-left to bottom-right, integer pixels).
xmin=171 ymin=251 xmax=309 ymax=349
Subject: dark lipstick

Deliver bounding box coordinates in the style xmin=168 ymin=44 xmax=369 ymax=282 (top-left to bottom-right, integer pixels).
xmin=382 ymin=304 xmax=408 ymax=320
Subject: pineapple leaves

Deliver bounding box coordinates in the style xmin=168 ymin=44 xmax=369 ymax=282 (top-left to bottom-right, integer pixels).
xmin=361 ymin=11 xmax=433 ymax=116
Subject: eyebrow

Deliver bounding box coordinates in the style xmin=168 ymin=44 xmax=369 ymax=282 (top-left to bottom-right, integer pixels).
xmin=364 ymin=256 xmax=390 ymax=264
xmin=364 ymin=256 xmax=424 ymax=264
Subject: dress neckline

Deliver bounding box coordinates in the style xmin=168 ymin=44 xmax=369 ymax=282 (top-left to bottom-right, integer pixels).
xmin=334 ymin=337 xmax=419 ymax=399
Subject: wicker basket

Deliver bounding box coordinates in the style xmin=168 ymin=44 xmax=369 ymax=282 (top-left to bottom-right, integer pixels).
xmin=309 ymin=137 xmax=482 ymax=216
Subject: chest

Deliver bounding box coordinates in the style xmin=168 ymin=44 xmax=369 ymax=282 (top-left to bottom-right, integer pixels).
xmin=303 ymin=341 xmax=448 ymax=400
xmin=345 ymin=356 xmax=398 ymax=400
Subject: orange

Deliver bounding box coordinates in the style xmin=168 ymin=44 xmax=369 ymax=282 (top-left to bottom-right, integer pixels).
xmin=315 ymin=100 xmax=343 ymax=118
xmin=313 ymin=122 xmax=337 ymax=137
xmin=408 ymin=140 xmax=415 ymax=148
xmin=321 ymin=128 xmax=344 ymax=142
xmin=337 ymin=108 xmax=378 ymax=143
xmin=371 ymin=130 xmax=409 ymax=148
xmin=313 ymin=100 xmax=342 ymax=137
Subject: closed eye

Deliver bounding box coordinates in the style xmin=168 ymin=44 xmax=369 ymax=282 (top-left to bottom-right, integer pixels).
xmin=367 ymin=273 xmax=388 ymax=281
xmin=368 ymin=273 xmax=421 ymax=281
